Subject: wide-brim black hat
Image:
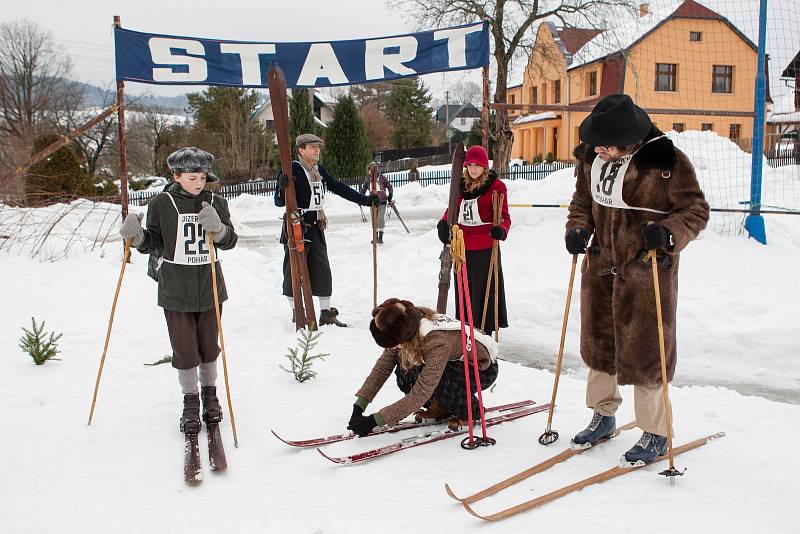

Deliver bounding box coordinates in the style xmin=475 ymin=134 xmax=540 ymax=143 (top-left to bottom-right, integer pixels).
xmin=579 ymin=94 xmax=652 ymax=147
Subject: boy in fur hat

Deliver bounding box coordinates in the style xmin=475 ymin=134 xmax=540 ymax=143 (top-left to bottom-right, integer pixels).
xmin=346 ymin=298 xmax=499 ymax=436
xmin=566 ymin=94 xmax=709 ymax=464
xmin=119 ymin=146 xmax=238 ymax=436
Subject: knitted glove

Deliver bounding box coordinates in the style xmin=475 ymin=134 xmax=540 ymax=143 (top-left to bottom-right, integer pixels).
xmin=119 ymin=213 xmax=144 ymax=247
xmin=347 ymin=414 xmax=378 ymax=437
xmin=490 ymin=226 xmax=506 ymax=240
xmin=199 ymin=201 xmax=226 ymax=241
xmin=437 ymin=220 xmax=450 ymax=245
xmin=565 ymin=228 xmax=589 ymax=254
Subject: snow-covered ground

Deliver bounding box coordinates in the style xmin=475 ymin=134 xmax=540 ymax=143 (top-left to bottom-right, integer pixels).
xmin=2 ymin=142 xmax=799 ymax=531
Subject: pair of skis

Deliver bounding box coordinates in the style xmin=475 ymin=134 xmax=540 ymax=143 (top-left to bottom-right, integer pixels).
xmin=271 ymin=400 xmax=550 ymax=464
xmin=445 ymin=423 xmax=725 ymax=520
xmin=184 ymin=423 xmax=227 ymax=486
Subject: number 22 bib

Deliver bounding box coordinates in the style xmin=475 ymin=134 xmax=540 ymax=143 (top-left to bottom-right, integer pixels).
xmin=163 ymin=193 xmax=217 ymax=265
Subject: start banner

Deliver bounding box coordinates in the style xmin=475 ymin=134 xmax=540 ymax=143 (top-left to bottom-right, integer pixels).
xmin=114 ymin=22 xmax=489 ymax=88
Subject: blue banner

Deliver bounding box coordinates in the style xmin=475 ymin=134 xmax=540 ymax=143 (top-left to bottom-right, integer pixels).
xmin=114 ymin=23 xmax=489 ymax=88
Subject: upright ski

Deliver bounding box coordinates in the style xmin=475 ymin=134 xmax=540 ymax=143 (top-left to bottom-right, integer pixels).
xmin=184 ymin=433 xmax=202 ymax=486
xmin=271 ymin=400 xmax=535 ymax=448
xmin=207 ymin=423 xmax=228 ymax=472
xmin=317 ymin=403 xmax=551 ymax=465
xmin=445 ymin=421 xmax=638 ymax=504
xmin=461 ymin=431 xmax=725 ymax=521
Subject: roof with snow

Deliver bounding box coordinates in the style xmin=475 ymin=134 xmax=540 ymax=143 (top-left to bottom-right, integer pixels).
xmin=513 ymin=111 xmax=558 ymax=125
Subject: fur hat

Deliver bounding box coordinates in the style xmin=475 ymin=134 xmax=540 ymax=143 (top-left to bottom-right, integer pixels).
xmin=578 ymin=93 xmax=652 ymax=147
xmin=463 ymin=145 xmax=489 ymax=169
xmin=369 ymin=298 xmax=422 ymax=348
xmin=167 ymin=147 xmax=219 ymax=182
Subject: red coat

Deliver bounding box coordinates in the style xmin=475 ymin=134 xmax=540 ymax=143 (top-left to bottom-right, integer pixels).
xmin=441 ymin=172 xmax=511 ymax=251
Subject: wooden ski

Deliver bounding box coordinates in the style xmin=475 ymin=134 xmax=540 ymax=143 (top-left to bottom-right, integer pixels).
xmin=267 ymin=64 xmax=316 ymax=330
xmin=436 ymin=142 xmax=465 ymax=313
xmin=461 ymin=431 xmax=725 ymax=521
xmin=445 ymin=421 xmax=638 ymax=504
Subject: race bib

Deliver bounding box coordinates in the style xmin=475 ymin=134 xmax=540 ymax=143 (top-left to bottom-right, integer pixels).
xmin=307 ymin=180 xmax=325 ymax=211
xmin=173 ymin=213 xmax=211 ymax=265
xmin=457 ymin=198 xmax=488 ymax=226
xmin=590 ymin=155 xmax=633 ymax=209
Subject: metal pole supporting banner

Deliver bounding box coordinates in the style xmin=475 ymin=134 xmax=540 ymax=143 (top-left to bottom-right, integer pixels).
xmin=744 ymin=0 xmax=769 ymax=244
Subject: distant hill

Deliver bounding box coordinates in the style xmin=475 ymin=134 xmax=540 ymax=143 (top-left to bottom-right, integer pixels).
xmin=72 ymin=81 xmax=190 ymax=115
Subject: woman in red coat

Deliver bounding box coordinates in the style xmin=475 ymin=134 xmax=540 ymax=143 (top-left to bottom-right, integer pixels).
xmin=437 ymin=145 xmax=511 ymax=334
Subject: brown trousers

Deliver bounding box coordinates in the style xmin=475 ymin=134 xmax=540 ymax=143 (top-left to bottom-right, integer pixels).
xmin=586 ymin=369 xmax=671 ymax=436
xmin=164 ymin=306 xmax=221 ymax=370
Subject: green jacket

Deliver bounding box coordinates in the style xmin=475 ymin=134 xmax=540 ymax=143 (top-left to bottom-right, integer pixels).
xmin=136 ymin=183 xmax=238 ymax=312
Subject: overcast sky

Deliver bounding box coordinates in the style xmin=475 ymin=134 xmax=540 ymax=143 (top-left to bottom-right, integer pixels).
xmin=2 ymin=0 xmax=489 ymax=103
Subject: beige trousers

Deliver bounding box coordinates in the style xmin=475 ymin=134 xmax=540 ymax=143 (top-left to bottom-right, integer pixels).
xmin=586 ymin=369 xmax=671 ymax=436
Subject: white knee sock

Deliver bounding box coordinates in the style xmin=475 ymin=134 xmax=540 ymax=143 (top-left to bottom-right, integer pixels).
xmin=178 ymin=367 xmax=199 ymax=394
xmin=199 ymin=361 xmax=218 ymax=387
xmin=318 ymin=296 xmax=331 ymax=310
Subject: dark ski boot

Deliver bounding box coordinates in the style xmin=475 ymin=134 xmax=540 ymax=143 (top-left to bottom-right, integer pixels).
xmin=180 ymin=393 xmax=201 ymax=435
xmin=571 ymin=412 xmax=616 ymax=448
xmin=623 ymin=431 xmax=668 ymax=465
xmin=378 ymin=231 xmax=384 ymax=245
xmin=201 ymin=386 xmax=223 ymax=425
xmin=319 ymin=307 xmax=347 ymax=327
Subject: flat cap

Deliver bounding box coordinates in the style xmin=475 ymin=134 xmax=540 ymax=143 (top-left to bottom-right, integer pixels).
xmin=295 ymin=133 xmax=324 ymax=147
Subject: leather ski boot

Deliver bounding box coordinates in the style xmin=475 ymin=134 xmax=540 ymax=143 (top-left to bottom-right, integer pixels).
xmin=319 ymin=307 xmax=348 ymax=327
xmin=201 ymin=386 xmax=223 ymax=425
xmin=179 ymin=393 xmax=201 ymax=435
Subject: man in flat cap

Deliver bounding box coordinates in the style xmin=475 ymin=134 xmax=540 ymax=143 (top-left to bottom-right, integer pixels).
xmin=274 ymin=133 xmax=379 ymax=327
xmin=565 ymin=94 xmax=709 ymax=465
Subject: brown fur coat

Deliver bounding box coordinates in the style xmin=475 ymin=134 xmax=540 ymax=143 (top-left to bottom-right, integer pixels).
xmin=566 ymin=127 xmax=710 ymax=386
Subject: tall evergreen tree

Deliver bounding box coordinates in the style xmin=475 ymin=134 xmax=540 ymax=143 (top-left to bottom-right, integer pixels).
xmin=288 ymin=88 xmax=321 ymax=156
xmin=385 ymin=78 xmax=433 ymax=149
xmin=321 ymin=94 xmax=372 ymax=181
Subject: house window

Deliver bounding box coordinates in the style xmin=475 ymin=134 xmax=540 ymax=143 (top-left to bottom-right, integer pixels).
xmin=509 ymin=94 xmax=516 ymax=104
xmin=690 ymin=31 xmax=702 ymax=42
xmin=712 ymin=65 xmax=733 ymax=93
xmin=531 ymin=86 xmax=538 ymax=105
xmin=673 ymin=123 xmax=685 ymax=133
xmin=729 ymin=124 xmax=741 ymax=139
xmin=460 ymin=117 xmax=466 ymax=125
xmin=588 ymin=71 xmax=597 ymax=96
xmin=541 ymin=84 xmax=548 ymax=104
xmin=701 ymin=123 xmax=713 ymax=131
xmin=553 ymin=80 xmax=561 ymax=103
xmin=656 ymin=63 xmax=677 ymax=92
xmin=795 ymin=74 xmax=800 ymax=110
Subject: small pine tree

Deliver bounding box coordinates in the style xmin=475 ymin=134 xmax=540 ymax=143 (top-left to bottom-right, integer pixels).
xmin=280 ymin=328 xmax=330 ymax=383
xmin=19 ymin=317 xmax=63 ymax=365
xmin=26 ymin=134 xmax=95 ymax=204
xmin=321 ymin=94 xmax=372 ymax=181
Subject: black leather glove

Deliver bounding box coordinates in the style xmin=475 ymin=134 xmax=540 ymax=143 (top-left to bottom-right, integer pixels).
xmin=347 ymin=413 xmax=378 ymax=437
xmin=565 ymin=228 xmax=589 ymax=254
xmin=437 ymin=220 xmax=450 ymax=245
xmin=642 ymin=223 xmax=673 ymax=251
xmin=348 ymin=404 xmax=364 ymax=428
xmin=387 ymin=192 xmax=393 ymax=203
xmin=369 ymin=193 xmax=381 ymax=207
xmin=277 ymin=173 xmax=289 ymax=191
xmin=490 ymin=226 xmax=506 ymax=240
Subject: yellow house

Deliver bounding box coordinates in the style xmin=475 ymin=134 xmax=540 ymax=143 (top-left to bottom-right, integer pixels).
xmin=510 ymin=0 xmax=764 ymax=162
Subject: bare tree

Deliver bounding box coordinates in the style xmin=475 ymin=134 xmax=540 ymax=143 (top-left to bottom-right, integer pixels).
xmin=387 ymin=0 xmax=634 ymax=171
xmin=0 ymin=19 xmax=77 ymax=142
xmin=449 ymin=80 xmax=482 ymax=106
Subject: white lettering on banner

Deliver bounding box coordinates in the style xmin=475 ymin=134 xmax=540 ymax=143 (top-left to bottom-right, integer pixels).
xmin=297 ymin=43 xmax=349 ymax=86
xmin=364 ymin=37 xmax=418 ymax=79
xmin=149 ymin=38 xmax=208 ymax=82
xmin=433 ymin=26 xmax=483 ymax=68
xmin=219 ymin=43 xmax=276 ymax=85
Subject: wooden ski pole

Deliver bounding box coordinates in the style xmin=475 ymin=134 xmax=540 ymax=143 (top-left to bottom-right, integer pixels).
xmin=492 ymin=193 xmax=504 ymax=341
xmin=538 ymin=253 xmax=578 ymax=445
xmin=480 ymin=191 xmax=499 ymax=332
xmin=88 ymin=238 xmax=132 ymax=425
xmin=208 ymin=234 xmax=239 ymax=448
xmin=648 ymin=247 xmax=681 ymax=480
xmin=369 ymin=164 xmax=379 ymax=308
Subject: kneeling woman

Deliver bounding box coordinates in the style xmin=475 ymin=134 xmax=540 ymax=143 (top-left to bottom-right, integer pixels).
xmin=346 ymin=298 xmax=499 ymax=436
